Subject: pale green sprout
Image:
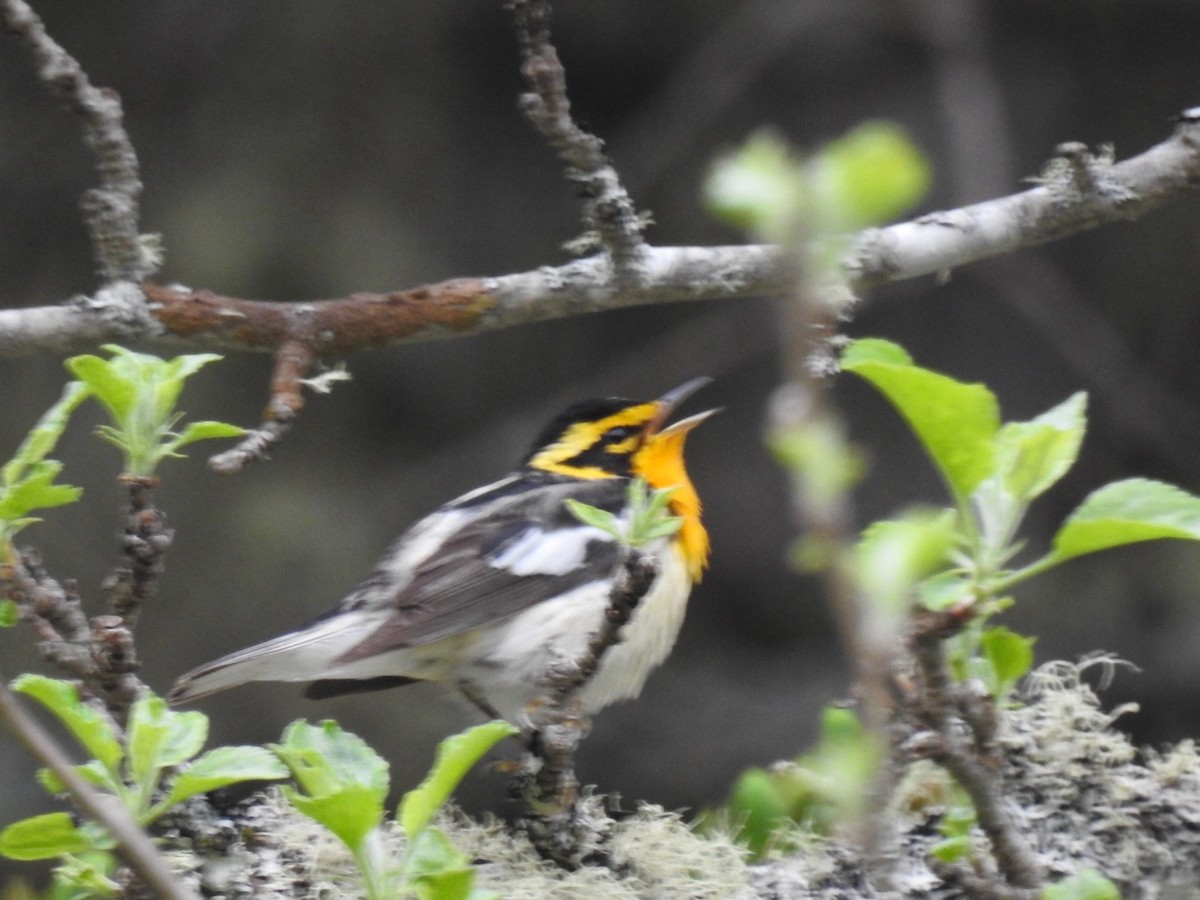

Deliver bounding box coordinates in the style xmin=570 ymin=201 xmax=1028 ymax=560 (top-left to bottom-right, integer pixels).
xmin=564 ymin=477 xmax=683 ymax=548
xmin=65 ymin=344 xmax=245 ymax=477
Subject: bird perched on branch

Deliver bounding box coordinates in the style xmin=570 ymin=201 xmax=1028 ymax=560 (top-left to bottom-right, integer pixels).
xmin=167 ymin=379 xmax=715 ymax=724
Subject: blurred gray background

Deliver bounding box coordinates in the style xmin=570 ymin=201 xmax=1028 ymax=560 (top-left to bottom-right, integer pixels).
xmin=3 ymin=0 xmax=1200 ymax=873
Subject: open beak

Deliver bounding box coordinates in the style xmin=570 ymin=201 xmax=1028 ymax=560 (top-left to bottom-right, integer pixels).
xmin=648 ymin=377 xmax=721 ymax=437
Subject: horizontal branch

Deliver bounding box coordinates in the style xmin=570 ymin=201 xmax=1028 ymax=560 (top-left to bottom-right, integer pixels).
xmin=1 ymin=114 xmax=1197 ymax=360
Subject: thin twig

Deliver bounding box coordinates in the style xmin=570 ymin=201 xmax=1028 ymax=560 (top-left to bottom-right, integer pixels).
xmin=4 ymin=551 xmax=148 ymax=725
xmin=507 ymin=0 xmax=646 ymax=265
xmin=208 ymin=340 xmax=314 ymax=473
xmin=908 ymin=612 xmax=1045 ymax=891
xmin=103 ymin=477 xmax=173 ymax=629
xmin=517 ymin=551 xmax=658 ymax=869
xmin=0 ymin=671 xmax=198 ymax=900
xmin=0 ymin=0 xmax=151 ymax=284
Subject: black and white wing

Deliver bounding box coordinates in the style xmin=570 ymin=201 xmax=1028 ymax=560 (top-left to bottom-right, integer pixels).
xmin=332 ymin=474 xmax=628 ymax=663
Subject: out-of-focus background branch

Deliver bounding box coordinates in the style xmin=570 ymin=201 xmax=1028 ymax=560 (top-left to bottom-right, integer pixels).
xmin=3 ymin=1 xmax=1200 ymax=875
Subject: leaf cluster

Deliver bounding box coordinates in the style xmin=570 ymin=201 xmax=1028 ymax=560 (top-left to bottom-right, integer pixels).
xmin=0 ymin=382 xmax=88 ymax=560
xmin=0 ymin=677 xmax=287 ymax=895
xmin=838 ymin=338 xmax=1200 ymax=705
xmin=564 ymin=477 xmax=683 ymax=548
xmin=274 ymin=719 xmax=516 ymax=900
xmin=65 ymin=345 xmax=244 ymax=477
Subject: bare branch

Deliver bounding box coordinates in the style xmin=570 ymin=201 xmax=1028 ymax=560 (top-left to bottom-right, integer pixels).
xmin=0 ymin=0 xmax=152 ymax=284
xmin=0 ymin=671 xmax=197 ymax=900
xmin=508 ymin=0 xmax=645 ymax=264
xmin=0 ymin=117 xmax=1194 ymax=361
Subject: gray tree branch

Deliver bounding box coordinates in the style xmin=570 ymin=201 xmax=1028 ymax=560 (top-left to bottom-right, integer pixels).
xmin=1 ymin=116 xmax=1197 ymax=362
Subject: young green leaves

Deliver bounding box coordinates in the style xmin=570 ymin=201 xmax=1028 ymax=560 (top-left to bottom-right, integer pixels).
xmin=65 ymin=345 xmax=244 ymax=477
xmin=564 ymin=477 xmax=683 ymax=548
xmin=0 ymin=381 xmax=89 ymax=560
xmin=841 ymin=337 xmax=1200 ymax=700
xmin=0 ymin=677 xmax=287 ymax=892
xmin=842 ymin=337 xmax=1200 ymax=590
xmin=705 ymin=122 xmax=931 ymax=242
xmin=273 ymin=719 xmax=514 ymax=900
xmin=1 ymin=346 xmax=242 ymax=560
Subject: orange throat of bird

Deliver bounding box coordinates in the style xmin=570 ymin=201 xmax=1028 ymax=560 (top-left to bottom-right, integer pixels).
xmin=634 ymin=430 xmax=709 ymax=582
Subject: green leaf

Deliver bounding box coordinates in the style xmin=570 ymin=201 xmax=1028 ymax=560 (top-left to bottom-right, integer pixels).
xmin=403 ymin=827 xmax=477 ymax=900
xmin=705 ymin=130 xmax=805 ymax=240
xmin=929 ymin=834 xmax=972 ymax=864
xmin=163 ymin=745 xmax=289 ymax=810
xmin=980 ymin=626 xmax=1036 ymax=698
xmin=36 ymin=759 xmax=121 ymax=797
xmin=1041 ymin=868 xmax=1120 ymax=900
xmin=400 ymin=720 xmax=517 ymax=838
xmin=0 ymin=813 xmax=103 ymax=861
xmin=728 ymin=768 xmax=792 ymax=858
xmin=52 ymin=849 xmax=120 ymax=897
xmin=0 ymin=599 xmax=18 ymax=627
xmin=2 ymin=381 xmax=90 ymax=486
xmin=127 ymin=696 xmax=208 ymax=796
xmin=841 ymin=339 xmax=1000 ymax=501
xmin=994 ymin=393 xmax=1087 ymax=502
xmin=63 ymin=355 xmax=137 ymax=421
xmin=274 ymin=721 xmax=390 ymax=850
xmin=283 ymin=784 xmax=384 ymax=852
xmin=274 ymin=720 xmax=389 ymax=799
xmin=168 ymin=420 xmax=246 ymax=451
xmin=856 ymin=509 xmax=957 ymax=616
xmin=919 ymin=571 xmax=973 ymax=612
xmin=12 ymin=676 xmax=123 ymax=774
xmin=807 ymin=121 xmax=931 ymax=231
xmin=563 ymin=498 xmax=619 ymax=535
xmin=0 ymin=461 xmax=82 ymax=521
xmin=1052 ymin=478 xmax=1200 ymax=562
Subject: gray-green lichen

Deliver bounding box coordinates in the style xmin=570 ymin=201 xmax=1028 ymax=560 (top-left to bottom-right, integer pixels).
xmin=155 ymin=660 xmax=1200 ymax=898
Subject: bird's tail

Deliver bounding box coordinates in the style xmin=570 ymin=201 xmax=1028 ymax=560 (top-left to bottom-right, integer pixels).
xmin=166 ymin=611 xmax=376 ymax=705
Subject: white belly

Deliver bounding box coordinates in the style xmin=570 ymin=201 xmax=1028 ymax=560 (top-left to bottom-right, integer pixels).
xmin=463 ymin=547 xmax=692 ymax=723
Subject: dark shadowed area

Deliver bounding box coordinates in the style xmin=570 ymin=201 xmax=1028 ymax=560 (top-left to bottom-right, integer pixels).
xmin=2 ymin=0 xmax=1200 ymax=878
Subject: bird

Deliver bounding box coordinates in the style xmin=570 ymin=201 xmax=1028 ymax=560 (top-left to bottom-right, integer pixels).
xmin=167 ymin=378 xmax=715 ymax=725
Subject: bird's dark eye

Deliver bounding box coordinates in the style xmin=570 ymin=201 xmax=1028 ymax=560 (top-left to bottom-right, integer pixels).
xmin=605 ymin=426 xmax=635 ymax=441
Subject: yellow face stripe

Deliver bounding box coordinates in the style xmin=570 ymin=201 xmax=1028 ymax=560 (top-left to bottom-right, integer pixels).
xmin=527 ymin=403 xmax=657 ymax=478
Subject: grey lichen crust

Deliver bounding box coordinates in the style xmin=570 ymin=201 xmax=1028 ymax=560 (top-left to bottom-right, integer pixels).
xmin=157 ymin=660 xmax=1200 ymax=898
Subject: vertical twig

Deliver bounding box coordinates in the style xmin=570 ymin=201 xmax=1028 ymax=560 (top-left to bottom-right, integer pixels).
xmin=516 ymin=551 xmax=658 ymax=868
xmin=0 ymin=0 xmax=152 ymax=283
xmin=507 ymin=0 xmax=646 ymax=266
xmin=0 ymin=671 xmax=198 ymax=900
xmin=906 ymin=611 xmax=1045 ymax=891
xmin=104 ymin=477 xmax=173 ymax=630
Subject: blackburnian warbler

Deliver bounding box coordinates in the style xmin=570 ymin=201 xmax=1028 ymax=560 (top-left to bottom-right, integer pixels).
xmin=167 ymin=379 xmax=715 ymax=723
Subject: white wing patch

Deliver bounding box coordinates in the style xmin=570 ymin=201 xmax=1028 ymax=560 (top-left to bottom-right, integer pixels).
xmin=489 ymin=525 xmax=612 ymax=577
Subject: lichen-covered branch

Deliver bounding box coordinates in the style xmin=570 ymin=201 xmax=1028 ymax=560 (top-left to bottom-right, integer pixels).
xmin=0 ymin=117 xmax=1196 ymax=363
